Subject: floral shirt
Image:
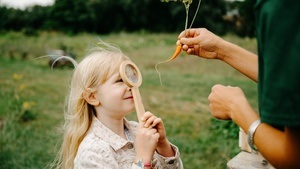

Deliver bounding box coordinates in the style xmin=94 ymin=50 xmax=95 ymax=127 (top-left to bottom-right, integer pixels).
xmin=74 ymin=116 xmax=183 ymax=169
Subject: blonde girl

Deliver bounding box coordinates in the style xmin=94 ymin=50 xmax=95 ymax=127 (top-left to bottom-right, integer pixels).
xmin=54 ymin=41 xmax=183 ymax=169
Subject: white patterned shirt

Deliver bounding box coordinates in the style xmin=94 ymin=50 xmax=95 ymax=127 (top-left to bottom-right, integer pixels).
xmin=74 ymin=116 xmax=183 ymax=169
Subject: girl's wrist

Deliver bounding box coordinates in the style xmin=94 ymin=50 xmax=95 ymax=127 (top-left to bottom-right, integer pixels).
xmin=158 ymin=138 xmax=169 ymax=146
xmin=156 ymin=142 xmax=175 ymax=157
xmin=157 ymin=139 xmax=170 ymax=150
xmin=134 ymin=159 xmax=152 ymax=169
xmin=144 ymin=162 xmax=152 ymax=168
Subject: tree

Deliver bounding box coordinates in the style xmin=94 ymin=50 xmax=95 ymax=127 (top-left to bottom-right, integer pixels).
xmin=0 ymin=0 xmax=244 ymax=36
xmin=223 ymin=0 xmax=256 ymax=37
xmin=46 ymin=0 xmax=94 ymax=33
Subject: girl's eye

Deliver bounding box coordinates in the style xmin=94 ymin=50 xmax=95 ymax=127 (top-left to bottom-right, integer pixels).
xmin=116 ymin=78 xmax=123 ymax=83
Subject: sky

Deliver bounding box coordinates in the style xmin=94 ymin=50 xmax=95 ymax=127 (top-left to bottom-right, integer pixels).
xmin=0 ymin=0 xmax=54 ymax=10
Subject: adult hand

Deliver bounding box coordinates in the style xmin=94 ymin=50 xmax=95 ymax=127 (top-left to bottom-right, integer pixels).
xmin=208 ymin=84 xmax=249 ymax=121
xmin=178 ymin=28 xmax=225 ymax=60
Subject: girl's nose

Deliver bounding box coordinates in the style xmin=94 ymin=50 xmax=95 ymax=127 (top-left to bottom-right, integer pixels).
xmin=127 ymin=87 xmax=131 ymax=91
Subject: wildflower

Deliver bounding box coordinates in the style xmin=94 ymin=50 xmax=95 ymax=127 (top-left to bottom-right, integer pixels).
xmin=13 ymin=73 xmax=23 ymax=80
xmin=18 ymin=83 xmax=26 ymax=91
xmin=22 ymin=101 xmax=36 ymax=111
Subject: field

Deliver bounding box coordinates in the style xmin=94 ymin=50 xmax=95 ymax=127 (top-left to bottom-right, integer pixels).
xmin=0 ymin=32 xmax=258 ymax=169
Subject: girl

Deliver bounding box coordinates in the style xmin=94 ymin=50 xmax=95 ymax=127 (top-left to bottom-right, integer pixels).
xmin=54 ymin=42 xmax=183 ymax=169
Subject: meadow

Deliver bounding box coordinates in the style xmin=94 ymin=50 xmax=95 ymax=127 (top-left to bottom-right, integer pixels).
xmin=0 ymin=31 xmax=258 ymax=169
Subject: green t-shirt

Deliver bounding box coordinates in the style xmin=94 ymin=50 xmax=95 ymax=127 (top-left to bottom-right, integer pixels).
xmin=255 ymin=0 xmax=300 ymax=127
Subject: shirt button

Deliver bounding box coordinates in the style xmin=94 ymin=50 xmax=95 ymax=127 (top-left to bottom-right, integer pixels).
xmin=168 ymin=160 xmax=175 ymax=164
xmin=127 ymin=143 xmax=134 ymax=149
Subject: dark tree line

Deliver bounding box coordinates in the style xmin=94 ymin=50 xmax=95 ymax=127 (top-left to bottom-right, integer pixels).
xmin=0 ymin=0 xmax=256 ymax=37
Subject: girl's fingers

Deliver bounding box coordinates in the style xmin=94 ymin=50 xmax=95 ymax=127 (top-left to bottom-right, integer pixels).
xmin=138 ymin=120 xmax=146 ymax=128
xmin=140 ymin=111 xmax=163 ymax=129
xmin=144 ymin=115 xmax=157 ymax=128
xmin=141 ymin=111 xmax=152 ymax=121
xmin=141 ymin=127 xmax=159 ymax=139
xmin=141 ymin=111 xmax=157 ymax=127
xmin=149 ymin=128 xmax=160 ymax=141
xmin=151 ymin=117 xmax=162 ymax=127
xmin=149 ymin=128 xmax=157 ymax=134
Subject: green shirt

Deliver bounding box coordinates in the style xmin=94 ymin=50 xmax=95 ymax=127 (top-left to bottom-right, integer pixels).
xmin=255 ymin=0 xmax=300 ymax=127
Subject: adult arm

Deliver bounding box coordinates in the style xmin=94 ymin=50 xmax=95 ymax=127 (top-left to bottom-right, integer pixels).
xmin=179 ymin=28 xmax=258 ymax=82
xmin=255 ymin=125 xmax=300 ymax=169
xmin=209 ymin=84 xmax=300 ymax=168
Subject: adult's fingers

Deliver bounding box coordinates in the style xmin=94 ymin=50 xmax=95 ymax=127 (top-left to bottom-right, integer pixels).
xmin=178 ymin=28 xmax=197 ymax=39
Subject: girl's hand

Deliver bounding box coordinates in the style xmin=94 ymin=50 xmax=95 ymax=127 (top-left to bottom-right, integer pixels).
xmin=141 ymin=111 xmax=167 ymax=145
xmin=142 ymin=111 xmax=175 ymax=157
xmin=135 ymin=113 xmax=160 ymax=163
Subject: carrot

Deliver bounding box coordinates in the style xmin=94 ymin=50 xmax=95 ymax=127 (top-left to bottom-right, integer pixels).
xmin=168 ymin=45 xmax=182 ymax=61
xmin=155 ymin=44 xmax=182 ymax=86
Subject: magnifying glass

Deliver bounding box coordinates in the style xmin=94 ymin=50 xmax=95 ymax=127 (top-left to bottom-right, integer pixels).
xmin=119 ymin=60 xmax=145 ymax=122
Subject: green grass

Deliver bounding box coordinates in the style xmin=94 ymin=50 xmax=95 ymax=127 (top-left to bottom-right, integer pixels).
xmin=0 ymin=31 xmax=258 ymax=169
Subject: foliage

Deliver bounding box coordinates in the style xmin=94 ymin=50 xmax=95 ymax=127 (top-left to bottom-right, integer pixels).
xmin=46 ymin=0 xmax=94 ymax=34
xmin=224 ymin=0 xmax=256 ymax=37
xmin=0 ymin=0 xmax=255 ymax=36
xmin=237 ymin=0 xmax=256 ymax=37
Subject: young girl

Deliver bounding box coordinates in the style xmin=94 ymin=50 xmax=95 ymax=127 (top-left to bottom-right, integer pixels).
xmin=54 ymin=42 xmax=183 ymax=169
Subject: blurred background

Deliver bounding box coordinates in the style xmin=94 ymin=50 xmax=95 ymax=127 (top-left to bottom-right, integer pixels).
xmin=0 ymin=0 xmax=256 ymax=37
xmin=0 ymin=0 xmax=258 ymax=168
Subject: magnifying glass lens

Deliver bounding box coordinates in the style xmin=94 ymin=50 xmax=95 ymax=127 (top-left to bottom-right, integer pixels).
xmin=125 ymin=64 xmax=138 ymax=83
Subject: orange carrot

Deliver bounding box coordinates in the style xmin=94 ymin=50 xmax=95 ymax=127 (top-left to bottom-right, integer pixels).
xmin=168 ymin=45 xmax=182 ymax=61
xmin=155 ymin=44 xmax=182 ymax=86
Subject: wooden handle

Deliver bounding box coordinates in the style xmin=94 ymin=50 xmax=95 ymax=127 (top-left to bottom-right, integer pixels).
xmin=131 ymin=87 xmax=145 ymax=122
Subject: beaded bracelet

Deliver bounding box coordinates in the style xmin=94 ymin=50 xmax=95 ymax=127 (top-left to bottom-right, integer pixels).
xmin=144 ymin=163 xmax=152 ymax=168
xmin=134 ymin=159 xmax=152 ymax=168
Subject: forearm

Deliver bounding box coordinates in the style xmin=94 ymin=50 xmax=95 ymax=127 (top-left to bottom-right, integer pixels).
xmin=255 ymin=125 xmax=300 ymax=169
xmin=228 ymin=90 xmax=300 ymax=168
xmin=218 ymin=40 xmax=258 ymax=82
xmin=234 ymin=110 xmax=300 ymax=168
xmin=235 ymin=106 xmax=300 ymax=168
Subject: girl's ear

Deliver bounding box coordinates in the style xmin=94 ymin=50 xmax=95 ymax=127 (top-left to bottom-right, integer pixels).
xmin=82 ymin=91 xmax=100 ymax=106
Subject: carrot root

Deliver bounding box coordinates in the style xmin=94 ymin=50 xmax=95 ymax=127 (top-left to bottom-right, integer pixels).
xmin=168 ymin=45 xmax=182 ymax=61
xmin=155 ymin=45 xmax=182 ymax=86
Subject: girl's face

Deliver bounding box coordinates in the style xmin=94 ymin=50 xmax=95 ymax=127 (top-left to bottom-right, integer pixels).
xmin=95 ymin=70 xmax=135 ymax=118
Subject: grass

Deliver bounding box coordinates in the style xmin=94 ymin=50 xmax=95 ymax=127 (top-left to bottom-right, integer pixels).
xmin=0 ymin=31 xmax=258 ymax=169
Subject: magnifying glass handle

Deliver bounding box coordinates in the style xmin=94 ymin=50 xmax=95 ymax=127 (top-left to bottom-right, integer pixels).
xmin=131 ymin=87 xmax=145 ymax=122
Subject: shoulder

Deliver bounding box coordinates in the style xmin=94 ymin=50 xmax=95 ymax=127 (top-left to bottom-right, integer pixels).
xmin=74 ymin=133 xmax=116 ymax=168
xmin=77 ymin=133 xmax=110 ymax=155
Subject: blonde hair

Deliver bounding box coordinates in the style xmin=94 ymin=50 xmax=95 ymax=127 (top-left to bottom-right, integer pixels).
xmin=52 ymin=42 xmax=130 ymax=169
